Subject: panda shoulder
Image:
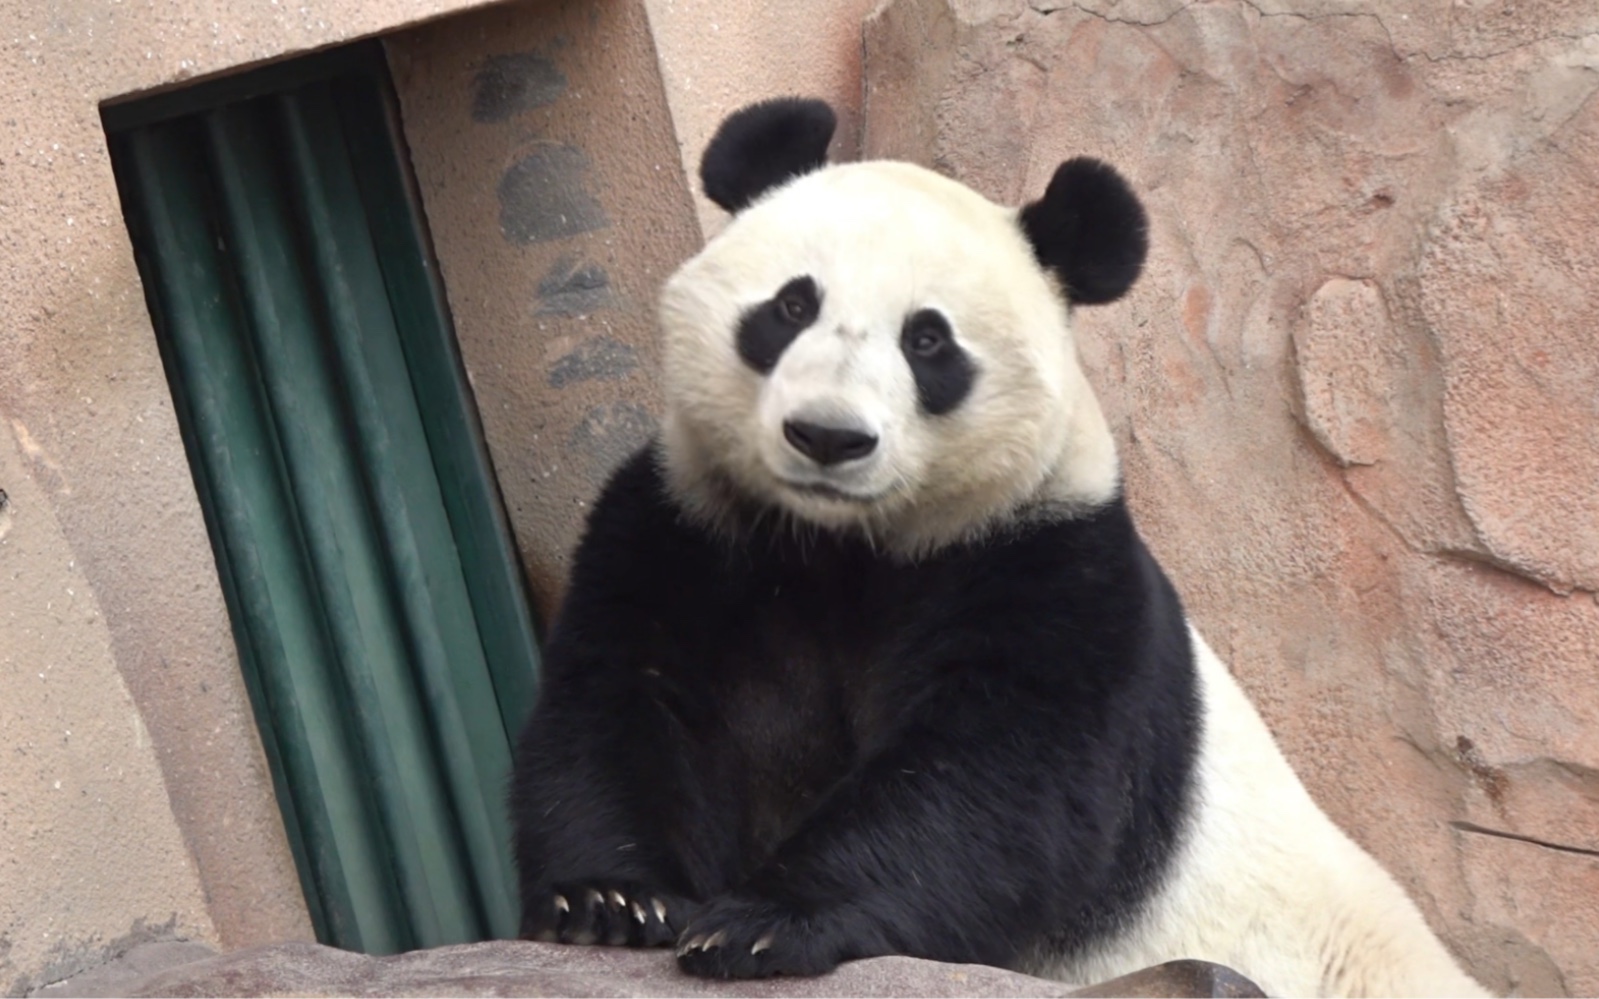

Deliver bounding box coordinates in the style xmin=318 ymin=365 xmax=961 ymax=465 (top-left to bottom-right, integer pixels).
xmin=574 ymin=442 xmax=681 ymax=544
xmin=565 ymin=441 xmax=710 ymax=593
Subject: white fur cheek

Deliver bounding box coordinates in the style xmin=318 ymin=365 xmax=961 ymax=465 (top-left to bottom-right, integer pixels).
xmin=753 ymin=382 xmax=797 ymax=476
xmin=931 ymin=373 xmax=1047 ymax=479
xmin=660 ymin=310 xmax=770 ymax=496
xmin=873 ymin=440 xmax=929 ymax=510
xmin=660 ymin=284 xmax=743 ymax=403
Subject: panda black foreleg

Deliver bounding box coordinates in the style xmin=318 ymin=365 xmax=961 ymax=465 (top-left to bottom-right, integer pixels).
xmin=510 ymin=663 xmax=710 ymax=947
xmin=676 ymin=687 xmax=1102 ymax=979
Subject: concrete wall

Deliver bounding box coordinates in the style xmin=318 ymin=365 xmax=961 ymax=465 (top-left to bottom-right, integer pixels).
xmin=0 ymin=0 xmax=513 ymax=992
xmin=386 ymin=0 xmax=703 ymax=625
xmin=0 ymin=430 xmax=212 ymax=996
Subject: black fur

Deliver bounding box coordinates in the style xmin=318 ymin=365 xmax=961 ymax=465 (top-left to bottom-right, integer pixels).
xmin=737 ymin=275 xmax=822 ymax=375
xmin=701 ymin=98 xmax=837 ymax=213
xmin=509 ymin=445 xmax=1201 ymax=979
xmin=1019 ymin=158 xmax=1149 ymax=306
xmin=901 ymin=308 xmax=976 ymax=415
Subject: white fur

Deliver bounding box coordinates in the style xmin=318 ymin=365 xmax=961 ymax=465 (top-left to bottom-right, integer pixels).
xmin=1026 ymin=627 xmax=1489 ymax=997
xmin=659 ymin=157 xmax=1491 ymax=997
xmin=659 ymin=161 xmax=1116 ymax=558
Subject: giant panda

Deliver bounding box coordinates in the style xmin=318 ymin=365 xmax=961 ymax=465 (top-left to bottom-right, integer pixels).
xmin=508 ymin=97 xmax=1491 ymax=998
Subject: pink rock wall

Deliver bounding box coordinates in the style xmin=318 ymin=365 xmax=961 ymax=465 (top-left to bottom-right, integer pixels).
xmin=863 ymin=2 xmax=1599 ymax=995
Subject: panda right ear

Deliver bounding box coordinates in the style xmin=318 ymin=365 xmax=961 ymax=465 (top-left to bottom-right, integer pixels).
xmin=1019 ymin=157 xmax=1149 ymax=306
xmin=700 ymin=98 xmax=837 ymax=213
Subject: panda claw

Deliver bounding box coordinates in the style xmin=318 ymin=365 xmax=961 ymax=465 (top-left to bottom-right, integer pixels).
xmin=608 ymin=889 xmax=627 ymax=908
xmin=651 ymin=898 xmax=667 ymax=923
xmin=677 ymin=934 xmax=707 ymax=956
xmin=553 ymin=894 xmax=570 ymax=914
xmin=751 ymin=933 xmax=774 ymax=955
xmin=631 ymin=901 xmax=647 ymax=923
xmin=585 ymin=888 xmax=604 ymax=908
xmin=703 ymin=930 xmax=727 ymax=950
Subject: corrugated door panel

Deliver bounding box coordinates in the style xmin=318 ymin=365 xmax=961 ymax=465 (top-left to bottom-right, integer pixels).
xmin=331 ymin=71 xmax=539 ymax=744
xmin=105 ymin=44 xmax=538 ymax=954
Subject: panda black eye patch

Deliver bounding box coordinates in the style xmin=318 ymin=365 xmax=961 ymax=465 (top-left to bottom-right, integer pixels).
xmin=737 ymin=275 xmax=822 ymax=375
xmin=901 ymin=309 xmax=976 ymax=415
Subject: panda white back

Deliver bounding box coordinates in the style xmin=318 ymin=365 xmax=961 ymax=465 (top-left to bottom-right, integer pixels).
xmin=507 ymin=97 xmax=1491 ymax=998
xmin=1033 ymin=628 xmax=1488 ymax=996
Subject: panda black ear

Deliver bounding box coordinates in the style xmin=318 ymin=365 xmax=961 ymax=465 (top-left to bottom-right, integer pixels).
xmin=1019 ymin=157 xmax=1149 ymax=306
xmin=700 ymin=98 xmax=837 ymax=213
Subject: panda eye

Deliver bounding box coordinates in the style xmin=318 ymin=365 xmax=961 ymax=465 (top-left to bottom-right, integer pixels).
xmin=904 ymin=313 xmax=952 ymax=357
xmin=778 ymin=293 xmax=809 ymax=323
xmin=738 ymin=276 xmax=821 ymax=375
xmin=770 ymin=277 xmax=819 ymax=326
xmin=908 ymin=327 xmax=945 ymax=356
xmin=901 ymin=308 xmax=975 ymax=415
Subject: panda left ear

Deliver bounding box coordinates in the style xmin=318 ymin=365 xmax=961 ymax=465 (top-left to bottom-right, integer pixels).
xmin=700 ymin=97 xmax=837 ymax=213
xmin=1019 ymin=157 xmax=1149 ymax=306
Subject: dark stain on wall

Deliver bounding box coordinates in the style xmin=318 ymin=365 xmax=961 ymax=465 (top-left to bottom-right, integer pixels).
xmin=566 ymin=401 xmax=657 ymax=481
xmin=471 ymin=52 xmax=567 ymax=123
xmin=548 ymin=336 xmax=638 ymax=389
xmin=498 ymin=144 xmax=610 ymax=244
xmin=536 ymin=255 xmax=615 ymax=317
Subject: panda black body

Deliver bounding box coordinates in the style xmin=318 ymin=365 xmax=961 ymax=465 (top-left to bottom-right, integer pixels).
xmin=514 ymin=447 xmax=1196 ymax=975
xmin=510 ymin=98 xmax=1491 ymax=997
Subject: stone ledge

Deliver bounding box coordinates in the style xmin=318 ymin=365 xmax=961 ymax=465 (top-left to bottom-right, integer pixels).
xmin=123 ymin=940 xmax=1263 ymax=998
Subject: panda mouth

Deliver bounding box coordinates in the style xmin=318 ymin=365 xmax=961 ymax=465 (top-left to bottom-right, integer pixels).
xmin=780 ymin=479 xmax=882 ymax=505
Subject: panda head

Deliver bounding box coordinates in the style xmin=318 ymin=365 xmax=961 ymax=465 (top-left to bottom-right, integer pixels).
xmin=659 ymin=97 xmax=1148 ymax=555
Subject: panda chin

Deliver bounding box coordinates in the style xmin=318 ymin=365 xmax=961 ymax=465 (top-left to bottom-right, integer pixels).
xmin=769 ymin=478 xmax=898 ymax=534
xmin=779 ymin=479 xmax=882 ymax=506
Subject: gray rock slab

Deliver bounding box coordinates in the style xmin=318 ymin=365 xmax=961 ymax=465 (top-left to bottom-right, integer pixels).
xmin=32 ymin=941 xmax=219 ymax=998
xmin=122 ymin=940 xmax=1262 ymax=998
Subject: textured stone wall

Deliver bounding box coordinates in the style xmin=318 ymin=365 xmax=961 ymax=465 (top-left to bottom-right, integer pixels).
xmin=864 ymin=2 xmax=1598 ymax=995
xmin=386 ymin=0 xmax=704 ymax=626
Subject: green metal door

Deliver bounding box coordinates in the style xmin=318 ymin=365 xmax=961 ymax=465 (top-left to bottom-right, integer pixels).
xmin=104 ymin=42 xmax=540 ymax=954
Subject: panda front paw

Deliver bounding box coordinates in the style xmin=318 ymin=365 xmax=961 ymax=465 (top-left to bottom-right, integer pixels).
xmin=675 ymin=894 xmax=844 ymax=979
xmin=521 ymin=881 xmax=692 ymax=947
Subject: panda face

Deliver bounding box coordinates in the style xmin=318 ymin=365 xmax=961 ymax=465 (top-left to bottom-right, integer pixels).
xmin=659 ymin=161 xmax=1104 ymax=550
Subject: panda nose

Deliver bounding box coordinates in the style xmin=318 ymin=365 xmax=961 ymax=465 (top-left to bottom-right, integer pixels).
xmin=783 ymin=420 xmax=878 ymax=466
